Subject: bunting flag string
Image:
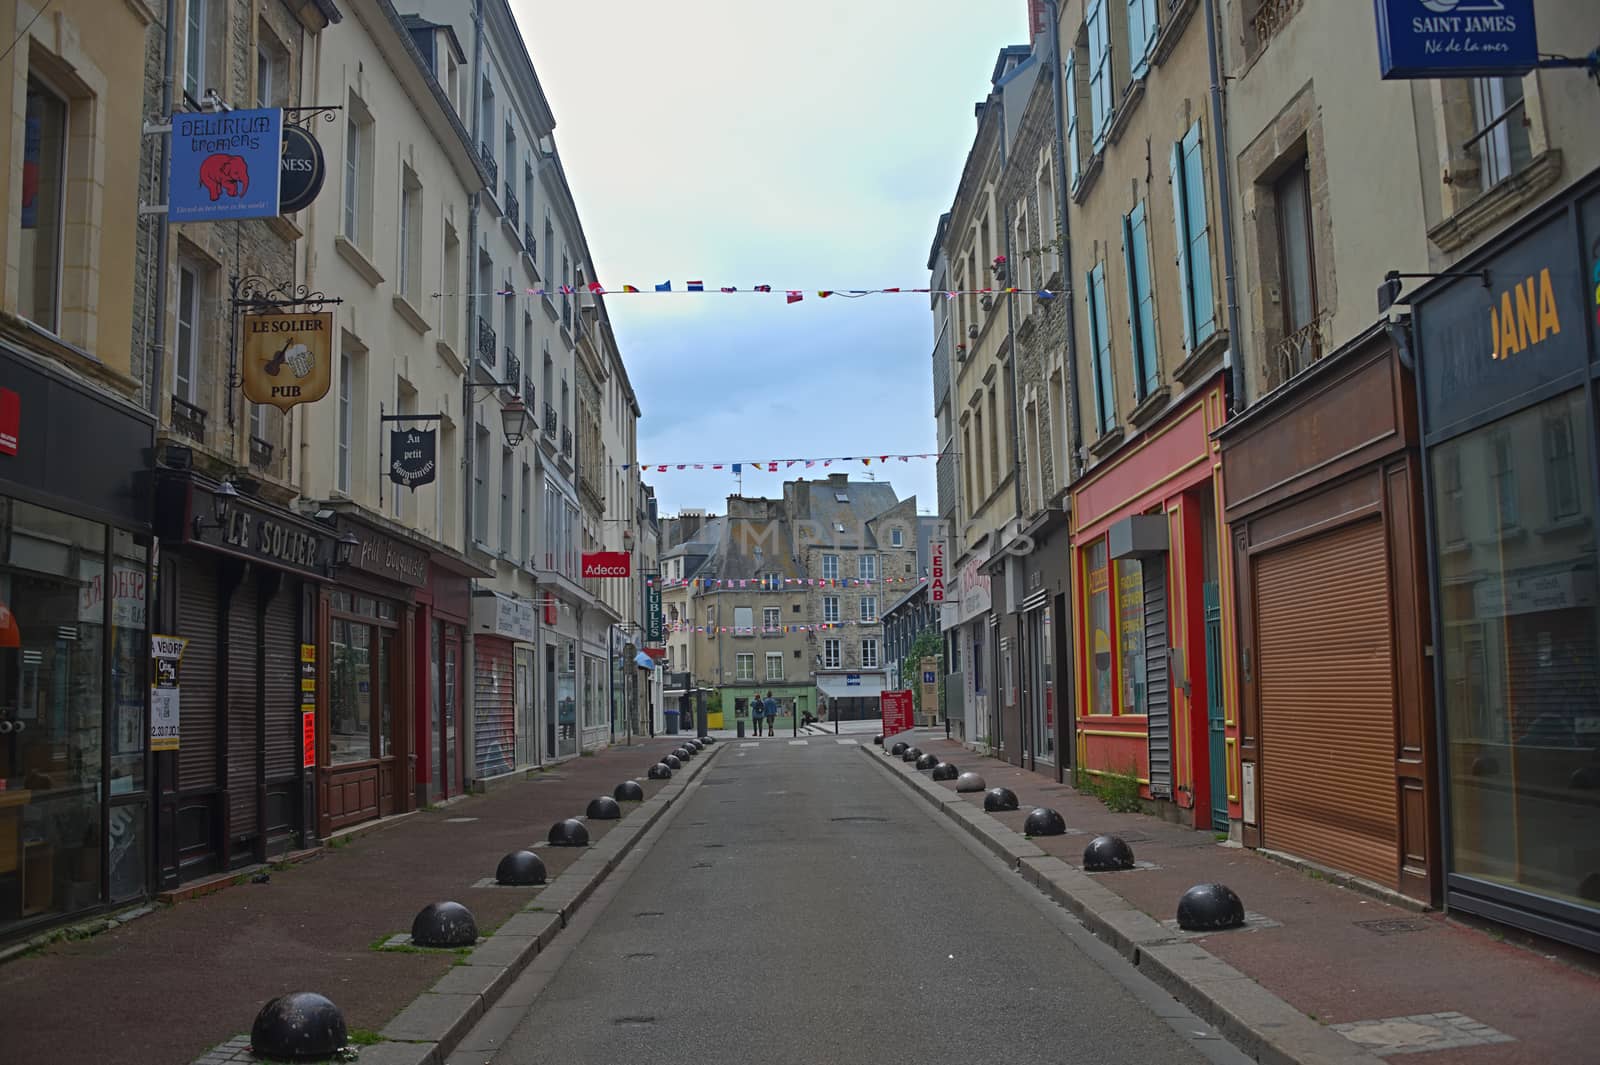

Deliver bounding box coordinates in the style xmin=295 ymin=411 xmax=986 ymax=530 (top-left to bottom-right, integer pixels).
xmin=666 ymin=621 xmax=900 ymax=635
xmin=644 ymin=575 xmax=931 ymax=589
xmin=617 ymin=453 xmax=942 ymax=472
xmin=430 ymin=282 xmax=1056 ymax=306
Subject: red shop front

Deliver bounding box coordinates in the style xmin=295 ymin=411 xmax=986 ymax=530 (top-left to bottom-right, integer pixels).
xmin=412 ymin=554 xmax=483 ymax=808
xmin=1071 ymin=383 xmax=1238 ymax=831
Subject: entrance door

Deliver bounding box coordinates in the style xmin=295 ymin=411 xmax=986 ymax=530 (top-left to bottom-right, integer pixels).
xmin=444 ymin=630 xmax=461 ymax=798
xmin=1028 ymin=608 xmax=1055 ymax=766
xmin=515 ymin=648 xmax=536 ymax=767
xmin=428 ymin=622 xmax=443 ymax=802
xmin=1204 ymin=582 xmax=1228 ymax=831
xmin=545 ymin=643 xmax=558 ymax=759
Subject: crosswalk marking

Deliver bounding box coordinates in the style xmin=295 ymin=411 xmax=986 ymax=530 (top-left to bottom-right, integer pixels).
xmin=740 ymin=742 xmax=759 ymax=748
xmin=836 ymin=738 xmax=857 ymax=745
xmin=788 ymin=739 xmax=809 ymax=746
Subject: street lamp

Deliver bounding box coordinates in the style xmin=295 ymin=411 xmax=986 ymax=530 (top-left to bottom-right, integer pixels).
xmin=499 ymin=398 xmax=532 ymax=446
xmin=192 ymin=479 xmax=240 ymax=538
xmin=335 ymin=529 xmax=360 ymax=568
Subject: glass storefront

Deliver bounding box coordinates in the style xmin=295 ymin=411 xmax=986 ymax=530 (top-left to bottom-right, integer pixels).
xmin=328 ymin=592 xmax=398 ymax=765
xmin=1084 ymin=540 xmax=1113 ymax=716
xmin=1431 ymin=389 xmax=1600 ymax=914
xmin=0 ymin=498 xmax=148 ymax=935
xmin=555 ymin=639 xmax=577 ymax=758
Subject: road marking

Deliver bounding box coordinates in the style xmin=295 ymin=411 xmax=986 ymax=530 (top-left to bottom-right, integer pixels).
xmin=836 ymin=738 xmax=857 ymax=745
xmin=788 ymin=739 xmax=809 ymax=746
xmin=740 ymin=742 xmax=759 ymax=748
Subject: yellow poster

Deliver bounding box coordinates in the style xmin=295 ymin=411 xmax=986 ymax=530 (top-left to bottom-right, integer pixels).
xmin=241 ymin=311 xmax=333 ymax=411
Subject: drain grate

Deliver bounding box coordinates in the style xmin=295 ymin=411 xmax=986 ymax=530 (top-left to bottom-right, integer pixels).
xmin=701 ymin=842 xmax=725 ymax=848
xmin=613 ymin=1016 xmax=657 ymax=1026
xmin=830 ymin=815 xmax=889 ymax=823
xmin=635 ymin=910 xmax=665 ymax=918
xmin=1354 ymin=918 xmax=1432 ymax=936
xmin=625 ymin=952 xmax=656 ymax=960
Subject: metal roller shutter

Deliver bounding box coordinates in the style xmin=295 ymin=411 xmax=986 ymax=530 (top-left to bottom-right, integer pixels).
xmin=1145 ymin=562 xmax=1172 ymax=799
xmin=1256 ymin=518 xmax=1398 ymax=888
xmin=177 ymin=556 xmax=219 ymax=794
xmin=227 ymin=576 xmax=259 ymax=843
xmin=263 ymin=583 xmax=300 ymax=782
xmin=474 ymin=638 xmax=515 ymax=779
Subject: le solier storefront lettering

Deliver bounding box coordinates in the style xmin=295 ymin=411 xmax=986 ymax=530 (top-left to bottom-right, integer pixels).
xmin=220 ymin=505 xmax=324 ymax=572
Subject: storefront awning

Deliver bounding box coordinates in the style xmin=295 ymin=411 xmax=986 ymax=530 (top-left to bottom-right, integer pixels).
xmin=815 ymin=673 xmax=885 ymax=699
xmin=633 ymin=651 xmax=656 ymax=670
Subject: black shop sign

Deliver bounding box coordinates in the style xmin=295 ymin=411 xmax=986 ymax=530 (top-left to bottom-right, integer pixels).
xmin=389 ymin=427 xmax=437 ymax=489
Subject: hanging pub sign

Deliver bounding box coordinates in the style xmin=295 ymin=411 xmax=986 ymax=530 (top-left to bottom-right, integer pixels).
xmin=241 ymin=311 xmax=333 ymax=411
xmin=1374 ymin=0 xmax=1538 ymax=80
xmin=278 ymin=124 xmax=327 ymax=214
xmin=170 ymin=107 xmax=284 ymax=222
xmin=389 ymin=426 xmax=438 ymax=489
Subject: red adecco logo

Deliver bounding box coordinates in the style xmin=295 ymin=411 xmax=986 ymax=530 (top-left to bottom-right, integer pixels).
xmin=581 ymin=551 xmax=631 ymax=578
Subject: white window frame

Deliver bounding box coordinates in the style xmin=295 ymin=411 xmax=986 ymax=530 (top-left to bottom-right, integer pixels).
xmin=822 ymin=554 xmax=839 ymax=581
xmin=765 ymin=652 xmax=784 ymax=682
xmin=859 ymin=554 xmax=877 ymax=581
xmin=860 ymin=596 xmax=877 ymax=622
xmin=763 ymin=606 xmax=781 ymax=632
xmin=861 ymin=638 xmax=879 ymax=670
xmin=823 ymin=639 xmax=841 ymax=670
xmin=174 ymin=261 xmax=202 ymax=404
xmin=890 ymin=527 xmax=903 ymax=547
xmin=823 ymin=596 xmax=840 ymax=624
xmin=337 ymin=351 xmax=353 ymax=493
xmin=184 ymin=0 xmax=207 ymax=101
xmin=343 ymin=111 xmax=361 ymax=242
xmin=499 ymin=446 xmax=513 ymax=553
xmin=736 ymin=653 xmax=754 ymax=682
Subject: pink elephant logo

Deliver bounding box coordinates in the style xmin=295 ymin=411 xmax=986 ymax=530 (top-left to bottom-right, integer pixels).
xmin=198 ymin=153 xmax=249 ymax=201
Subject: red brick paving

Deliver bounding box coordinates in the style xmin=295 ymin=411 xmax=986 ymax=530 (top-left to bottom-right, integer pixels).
xmin=0 ymin=739 xmax=690 ymax=1065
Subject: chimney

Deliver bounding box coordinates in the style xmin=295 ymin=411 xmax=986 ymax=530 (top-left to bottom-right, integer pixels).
xmin=1027 ymin=0 xmax=1047 ymax=42
xmin=827 ymin=473 xmax=848 ymax=488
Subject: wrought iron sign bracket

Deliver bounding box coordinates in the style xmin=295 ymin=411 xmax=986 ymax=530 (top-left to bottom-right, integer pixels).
xmin=379 ymin=412 xmax=445 ymax=423
xmin=281 ymin=105 xmax=343 ymax=128
xmin=230 ymin=274 xmax=344 ymax=314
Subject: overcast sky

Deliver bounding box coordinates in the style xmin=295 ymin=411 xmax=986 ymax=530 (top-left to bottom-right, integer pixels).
xmin=514 ymin=1 xmax=1028 ymax=518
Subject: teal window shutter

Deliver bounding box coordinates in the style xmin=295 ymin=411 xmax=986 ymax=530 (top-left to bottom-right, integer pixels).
xmin=1170 ymin=139 xmax=1193 ymax=353
xmin=1182 ymin=121 xmax=1216 ymax=345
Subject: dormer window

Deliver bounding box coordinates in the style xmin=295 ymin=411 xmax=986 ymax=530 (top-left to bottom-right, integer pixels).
xmin=834 ymin=490 xmax=849 ymax=502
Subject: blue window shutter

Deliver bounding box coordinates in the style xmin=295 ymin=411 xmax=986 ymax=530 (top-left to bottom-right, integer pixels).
xmin=1087 ymin=266 xmax=1106 ymax=433
xmin=1127 ymin=0 xmax=1148 ymax=80
xmin=1065 ymin=52 xmax=1080 ymax=183
xmin=1122 ymin=211 xmax=1141 ymax=399
xmin=1182 ymin=123 xmax=1216 ymax=344
xmin=1131 ymin=203 xmax=1159 ymax=396
xmin=1088 ymin=0 xmax=1111 ymax=147
xmin=1091 ymin=263 xmax=1115 ymax=431
xmin=1170 ymin=139 xmax=1193 ymax=353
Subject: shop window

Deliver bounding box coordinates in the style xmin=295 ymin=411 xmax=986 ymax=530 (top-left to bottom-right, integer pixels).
xmin=736 ymin=653 xmax=754 ymax=682
xmin=1085 ymin=539 xmax=1114 ymax=715
xmin=1117 ymin=559 xmax=1146 ymax=714
xmin=1431 ymin=390 xmax=1600 ymax=914
xmin=329 ymin=620 xmax=372 ymax=764
xmin=972 ymin=627 xmax=984 ymax=694
xmin=823 ymin=639 xmax=841 ymax=670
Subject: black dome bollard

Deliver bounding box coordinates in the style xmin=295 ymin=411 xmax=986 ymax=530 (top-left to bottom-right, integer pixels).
xmin=664 ymin=754 xmax=682 ymax=770
xmin=983 ymin=787 xmax=1019 ymax=812
xmin=955 ymin=772 xmax=987 ymax=793
xmin=250 ymin=991 xmax=348 ymax=1062
xmin=548 ymin=818 xmax=591 ymax=847
xmin=586 ymin=796 xmax=622 ymax=820
xmin=701 ymin=735 xmax=716 ymax=744
xmin=411 ymin=901 xmax=478 ymax=948
xmin=689 ymin=738 xmax=706 ymax=750
xmin=1082 ymin=835 xmax=1136 ymax=872
xmin=1023 ymin=807 xmax=1067 ymax=836
xmin=874 ymin=735 xmax=884 ymax=745
xmin=931 ymin=762 xmax=959 ymax=782
xmin=614 ymin=780 xmax=645 ymax=802
xmin=1177 ymin=883 xmax=1246 ymax=932
xmin=495 ymin=850 xmax=548 ymax=885
xmin=648 ymin=762 xmax=673 ymax=780
xmin=673 ymin=747 xmax=693 ymax=761
xmin=891 ymin=741 xmax=910 ymax=756
xmin=901 ymin=746 xmax=923 ymax=763
xmin=915 ymin=753 xmax=940 ymax=771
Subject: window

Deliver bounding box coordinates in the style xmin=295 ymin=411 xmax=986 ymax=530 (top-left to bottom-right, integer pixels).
xmin=337 ymin=351 xmax=353 ymax=493
xmin=1126 ymin=0 xmax=1158 ymax=79
xmin=499 ymin=447 xmax=513 ymax=552
xmin=399 ymin=169 xmax=421 ymax=299
xmin=343 ymin=98 xmax=374 ymax=248
xmin=860 ymin=596 xmax=877 ymax=622
xmin=1064 ymin=50 xmax=1082 ymax=183
xmin=859 ymin=554 xmax=877 ymax=581
xmin=861 ymin=639 xmax=879 ymax=669
xmin=763 ymin=607 xmax=780 ymax=632
xmin=834 ymin=489 xmax=849 ymax=502
xmin=520 ymin=463 xmax=532 ymax=564
xmin=736 ymin=653 xmax=754 ymax=682
xmin=479 ymin=79 xmax=494 ymax=161
xmin=822 ymin=554 xmax=839 ymax=581
xmin=1274 ymin=157 xmax=1319 ymax=371
xmin=734 ymin=606 xmax=754 ymax=632
xmin=1544 ymin=413 xmax=1581 ymax=521
xmin=256 ymin=23 xmax=289 ymax=108
xmin=972 ymin=410 xmax=985 ymax=500
xmin=1491 ymin=431 xmax=1518 ymax=528
xmin=442 ymin=224 xmax=461 ymax=348
xmin=987 ymin=386 xmax=1001 ymax=485
xmin=1116 ymin=560 xmax=1145 ymax=714
xmin=473 ymin=425 xmax=491 ymax=542
xmin=184 ymin=0 xmax=221 ymax=102
xmin=1470 ymin=77 xmax=1531 ymax=190
xmin=766 ymin=653 xmax=784 ymax=681
xmin=1085 ymin=539 xmax=1113 ymax=715
xmin=251 ymin=403 xmax=268 ymax=453
xmin=823 ymin=639 xmax=841 ymax=670
xmin=1087 ymin=0 xmax=1114 ymax=148
xmin=1086 ymin=262 xmax=1116 ymax=432
xmin=543 ymin=217 xmax=555 ymax=281
xmin=19 ymin=79 xmax=67 ymax=330
xmin=174 ymin=260 xmax=203 ymax=404
xmin=1122 ymin=203 xmax=1159 ymax=401
xmin=1171 ymin=121 xmax=1217 ymax=352
xmin=890 ymin=527 xmax=903 ymax=548
xmin=823 ymin=596 xmax=840 ymax=623
xmin=1439 ymin=447 xmax=1465 ymax=545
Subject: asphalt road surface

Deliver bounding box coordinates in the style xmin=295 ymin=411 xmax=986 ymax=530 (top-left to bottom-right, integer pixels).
xmin=470 ymin=739 xmax=1253 ymax=1065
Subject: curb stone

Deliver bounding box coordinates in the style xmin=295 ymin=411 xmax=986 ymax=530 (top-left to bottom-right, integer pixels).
xmin=859 ymin=744 xmax=1384 ymax=1065
xmin=364 ymin=742 xmax=723 ymax=1062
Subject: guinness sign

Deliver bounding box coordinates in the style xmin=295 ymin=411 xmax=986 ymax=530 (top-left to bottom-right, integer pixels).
xmin=279 ymin=124 xmax=327 ymax=214
xmin=389 ymin=427 xmax=437 ymax=489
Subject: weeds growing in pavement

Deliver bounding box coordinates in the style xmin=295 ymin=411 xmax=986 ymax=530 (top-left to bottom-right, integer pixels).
xmin=347 ymin=1029 xmax=384 ymax=1045
xmin=1075 ymin=764 xmax=1142 ymax=813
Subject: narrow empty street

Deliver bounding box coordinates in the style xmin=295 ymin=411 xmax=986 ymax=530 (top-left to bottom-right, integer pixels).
xmin=466 ymin=741 xmax=1249 ymax=1065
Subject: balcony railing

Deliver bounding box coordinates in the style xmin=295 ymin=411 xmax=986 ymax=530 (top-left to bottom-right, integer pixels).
xmin=543 ymin=402 xmax=558 ymax=439
xmin=504 ymin=185 xmax=519 ymax=228
xmin=523 ymin=223 xmax=537 ymax=259
xmin=479 ymin=142 xmax=498 ymax=189
xmin=560 ymin=426 xmax=573 ymax=459
xmin=561 ymin=296 xmax=572 ymax=332
xmin=524 ymin=380 xmax=535 ymax=408
xmin=505 ymin=353 xmax=521 ymax=393
xmin=477 ymin=317 xmax=497 ymax=365
xmin=1264 ymin=309 xmax=1332 ymax=393
xmin=170 ymin=396 xmax=207 ymax=441
xmin=249 ymin=435 xmax=274 ymax=468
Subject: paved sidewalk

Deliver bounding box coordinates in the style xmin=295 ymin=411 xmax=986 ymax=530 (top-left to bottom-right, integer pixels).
xmin=879 ymin=734 xmax=1600 ymax=1064
xmin=0 ymin=737 xmax=697 ymax=1065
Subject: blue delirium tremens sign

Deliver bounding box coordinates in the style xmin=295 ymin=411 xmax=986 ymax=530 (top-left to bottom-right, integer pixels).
xmin=170 ymin=108 xmax=284 ymax=222
xmin=1375 ymin=0 xmax=1538 ymax=79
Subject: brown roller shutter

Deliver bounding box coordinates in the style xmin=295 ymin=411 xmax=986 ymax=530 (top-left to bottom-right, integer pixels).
xmin=1255 ymin=518 xmax=1399 ymax=888
xmin=263 ymin=583 xmax=301 ymax=782
xmin=227 ymin=576 xmax=260 ymax=843
xmin=177 ymin=556 xmax=219 ymax=794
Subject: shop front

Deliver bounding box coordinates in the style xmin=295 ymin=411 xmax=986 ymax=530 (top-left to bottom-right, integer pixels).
xmin=1219 ymin=324 xmax=1437 ymax=898
xmin=471 ymin=591 xmax=536 ymax=780
xmin=317 ymin=515 xmax=425 ymax=835
xmin=948 ymin=539 xmax=993 ymax=748
xmin=414 ymin=556 xmax=480 ymax=807
xmin=0 ymin=343 xmax=154 ymax=938
xmin=1411 ymin=173 xmax=1600 ymax=950
xmin=1072 ymin=383 xmax=1231 ymax=829
xmin=154 ymin=472 xmax=330 ymax=883
xmin=728 ymin=683 xmax=814 ymax=731
xmin=1013 ymin=508 xmax=1072 ymax=777
xmin=539 ymin=587 xmax=582 ymax=761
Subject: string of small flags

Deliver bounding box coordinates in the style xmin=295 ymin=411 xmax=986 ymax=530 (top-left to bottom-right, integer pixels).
xmin=645 ymin=576 xmax=930 ymax=589
xmin=666 ymin=621 xmax=900 ymax=634
xmin=432 ymin=275 xmax=1056 ymax=307
xmin=621 ymin=453 xmax=938 ymax=473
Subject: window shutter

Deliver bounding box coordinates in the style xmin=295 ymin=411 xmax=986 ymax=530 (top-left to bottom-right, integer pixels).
xmin=1131 ymin=203 xmax=1159 ymax=396
xmin=1121 ymin=209 xmax=1138 ymax=357
xmin=1065 ymin=52 xmax=1080 ymax=182
xmin=1170 ymin=139 xmax=1193 ymax=353
xmin=1127 ymin=0 xmax=1148 ymax=79
xmin=1183 ymin=122 xmax=1217 ymax=343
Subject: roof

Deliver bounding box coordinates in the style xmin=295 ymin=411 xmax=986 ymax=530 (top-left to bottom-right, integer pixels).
xmin=788 ymin=479 xmax=901 ymax=548
xmin=883 ymin=580 xmax=929 ymax=619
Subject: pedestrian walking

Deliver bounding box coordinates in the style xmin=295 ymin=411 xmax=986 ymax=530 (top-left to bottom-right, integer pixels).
xmin=764 ymin=692 xmax=778 ymax=736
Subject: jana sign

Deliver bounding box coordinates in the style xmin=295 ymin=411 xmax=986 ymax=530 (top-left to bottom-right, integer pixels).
xmin=170 ymin=108 xmax=284 ymax=222
xmin=241 ymin=312 xmax=333 ymax=411
xmin=1374 ymin=0 xmax=1538 ymax=79
xmin=582 ymin=551 xmax=631 ymax=579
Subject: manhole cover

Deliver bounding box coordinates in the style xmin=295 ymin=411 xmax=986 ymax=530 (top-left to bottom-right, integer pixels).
xmin=830 ymin=816 xmax=889 ymax=823
xmin=1354 ymin=918 xmax=1432 ymax=936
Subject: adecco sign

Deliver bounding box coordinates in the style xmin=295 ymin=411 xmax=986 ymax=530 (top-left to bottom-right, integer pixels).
xmin=1375 ymin=0 xmax=1538 ymax=79
xmin=581 ymin=551 xmax=631 ymax=578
